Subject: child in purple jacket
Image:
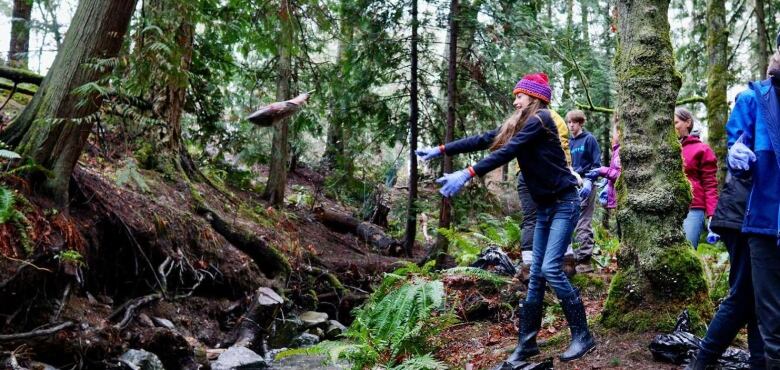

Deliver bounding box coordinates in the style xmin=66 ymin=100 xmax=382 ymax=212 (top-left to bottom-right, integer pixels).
xmin=587 ymin=116 xmax=621 ymax=210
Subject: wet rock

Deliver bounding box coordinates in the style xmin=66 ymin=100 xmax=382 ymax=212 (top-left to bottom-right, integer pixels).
xmin=291 ymin=333 xmax=320 ymax=348
xmin=268 ymin=318 xmax=304 ymax=348
xmin=299 ymin=311 xmax=328 ymax=328
xmin=307 ymin=327 xmax=325 ymax=339
xmin=29 ymin=361 xmax=58 ymax=370
xmin=211 ymin=346 xmax=267 ymax=370
xmin=151 ymin=317 xmax=175 ymax=330
xmin=119 ymin=349 xmax=165 ymax=370
xmin=137 ymin=313 xmax=155 ymax=328
xmin=326 ymin=320 xmax=346 ymax=339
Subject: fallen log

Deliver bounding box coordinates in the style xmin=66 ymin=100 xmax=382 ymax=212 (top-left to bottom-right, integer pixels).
xmin=196 ymin=204 xmax=291 ymax=279
xmin=222 ymin=287 xmax=283 ymax=355
xmin=0 ymin=80 xmax=36 ymax=96
xmin=0 ymin=66 xmax=44 ymax=85
xmin=314 ymin=207 xmax=403 ymax=256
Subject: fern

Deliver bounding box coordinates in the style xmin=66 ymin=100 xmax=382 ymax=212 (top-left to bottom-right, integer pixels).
xmin=442 ymin=266 xmax=510 ymax=286
xmin=275 ymin=340 xmax=366 ymax=364
xmin=0 ymin=186 xmax=15 ymax=224
xmin=388 ymin=354 xmax=448 ymax=370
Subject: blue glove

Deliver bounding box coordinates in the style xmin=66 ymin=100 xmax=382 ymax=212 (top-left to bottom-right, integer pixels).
xmin=727 ymin=134 xmax=756 ymax=172
xmin=436 ymin=169 xmax=473 ymax=197
xmin=598 ymin=187 xmax=608 ymax=206
xmin=706 ymin=219 xmax=720 ymax=244
xmin=585 ymin=169 xmax=601 ymax=180
xmin=415 ymin=146 xmax=443 ymax=161
xmin=578 ymin=179 xmax=592 ymax=200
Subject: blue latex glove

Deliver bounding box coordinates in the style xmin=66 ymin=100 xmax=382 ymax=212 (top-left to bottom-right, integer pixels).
xmin=727 ymin=134 xmax=756 ymax=172
xmin=585 ymin=169 xmax=601 ymax=180
xmin=706 ymin=218 xmax=720 ymax=244
xmin=415 ymin=146 xmax=443 ymax=161
xmin=578 ymin=179 xmax=592 ymax=200
xmin=436 ymin=169 xmax=473 ymax=197
xmin=598 ymin=187 xmax=608 ymax=206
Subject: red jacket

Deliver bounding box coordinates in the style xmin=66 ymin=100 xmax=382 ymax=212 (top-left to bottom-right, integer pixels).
xmin=681 ymin=136 xmax=719 ymax=216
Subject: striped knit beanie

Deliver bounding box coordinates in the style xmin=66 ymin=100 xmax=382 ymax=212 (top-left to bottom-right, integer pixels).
xmin=513 ymin=73 xmax=552 ymax=104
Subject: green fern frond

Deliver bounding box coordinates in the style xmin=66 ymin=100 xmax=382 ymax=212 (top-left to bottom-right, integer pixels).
xmin=0 ymin=186 xmax=16 ymax=224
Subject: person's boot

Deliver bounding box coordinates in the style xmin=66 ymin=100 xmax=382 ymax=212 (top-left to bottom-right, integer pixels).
xmin=684 ymin=351 xmax=716 ymax=370
xmin=767 ymin=355 xmax=780 ymax=369
xmin=563 ymin=253 xmax=576 ymax=277
xmin=505 ymin=300 xmax=543 ymax=363
xmin=559 ymin=289 xmax=596 ymax=362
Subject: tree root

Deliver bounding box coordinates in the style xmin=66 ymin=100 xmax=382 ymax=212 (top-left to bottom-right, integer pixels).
xmin=109 ymin=293 xmax=163 ymax=329
xmin=0 ymin=321 xmax=74 ymax=342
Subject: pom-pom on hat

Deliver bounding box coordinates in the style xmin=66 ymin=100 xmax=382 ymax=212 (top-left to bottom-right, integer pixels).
xmin=513 ymin=73 xmax=552 ymax=104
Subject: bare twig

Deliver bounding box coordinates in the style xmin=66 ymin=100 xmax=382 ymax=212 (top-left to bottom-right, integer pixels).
xmin=110 ymin=293 xmax=162 ymax=329
xmin=0 ymin=321 xmax=74 ymax=342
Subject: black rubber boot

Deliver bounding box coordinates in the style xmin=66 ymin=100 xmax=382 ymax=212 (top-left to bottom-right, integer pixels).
xmin=559 ymin=290 xmax=596 ymax=362
xmin=683 ymin=352 xmax=716 ymax=370
xmin=767 ymin=355 xmax=780 ymax=370
xmin=506 ymin=300 xmax=543 ymax=362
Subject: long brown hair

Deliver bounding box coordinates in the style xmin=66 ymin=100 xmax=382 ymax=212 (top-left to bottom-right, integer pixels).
xmin=489 ymin=97 xmax=545 ymax=151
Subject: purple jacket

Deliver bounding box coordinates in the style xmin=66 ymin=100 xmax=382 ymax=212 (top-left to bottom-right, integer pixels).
xmin=599 ymin=144 xmax=621 ymax=209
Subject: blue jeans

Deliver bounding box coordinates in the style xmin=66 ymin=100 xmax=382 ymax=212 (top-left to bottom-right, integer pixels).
xmin=751 ymin=235 xmax=780 ymax=360
xmin=697 ymin=230 xmax=765 ymax=368
xmin=683 ymin=209 xmax=706 ymax=249
xmin=526 ymin=189 xmax=580 ymax=302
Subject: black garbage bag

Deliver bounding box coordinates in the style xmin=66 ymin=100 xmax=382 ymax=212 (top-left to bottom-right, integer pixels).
xmin=649 ymin=310 xmax=750 ymax=369
xmin=470 ymin=246 xmax=517 ymax=276
xmin=491 ymin=356 xmax=554 ymax=370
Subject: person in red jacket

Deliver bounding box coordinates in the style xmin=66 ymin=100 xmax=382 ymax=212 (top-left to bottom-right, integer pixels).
xmin=674 ymin=107 xmax=719 ymax=249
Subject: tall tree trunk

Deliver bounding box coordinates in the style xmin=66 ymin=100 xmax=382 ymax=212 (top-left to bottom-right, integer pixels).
xmin=562 ymin=0 xmax=574 ymax=102
xmin=322 ymin=10 xmax=354 ymax=171
xmin=404 ymin=0 xmax=419 ymax=258
xmin=706 ymin=0 xmax=728 ymax=182
xmin=1 ymin=0 xmax=137 ymax=206
xmin=9 ymin=0 xmax=33 ymax=68
xmin=263 ymin=0 xmax=294 ymax=207
xmin=434 ymin=0 xmax=459 ymax=265
xmin=601 ymin=0 xmax=710 ymax=331
xmin=755 ymin=0 xmax=769 ymax=79
xmin=581 ymin=0 xmax=590 ymax=44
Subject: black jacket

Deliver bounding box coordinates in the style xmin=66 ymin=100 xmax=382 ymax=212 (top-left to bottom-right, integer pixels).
xmin=710 ymin=172 xmax=752 ymax=233
xmin=443 ymin=109 xmax=578 ymax=205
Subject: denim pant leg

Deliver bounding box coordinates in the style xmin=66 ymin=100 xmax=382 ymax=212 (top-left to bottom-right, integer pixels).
xmin=683 ymin=209 xmax=706 ymax=249
xmin=517 ymin=173 xmax=537 ymax=252
xmin=698 ymin=230 xmax=764 ymax=366
xmin=574 ymin=189 xmax=597 ymax=260
xmin=527 ymin=191 xmax=580 ymax=302
xmin=751 ymin=235 xmax=780 ymax=359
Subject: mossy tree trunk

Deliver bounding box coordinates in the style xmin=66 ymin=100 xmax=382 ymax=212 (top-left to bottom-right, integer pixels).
xmin=601 ymin=0 xmax=710 ymax=331
xmin=705 ymin=0 xmax=727 ymax=182
xmin=322 ymin=2 xmax=354 ymax=172
xmin=433 ymin=0 xmax=459 ymax=264
xmin=755 ymin=0 xmax=769 ymax=79
xmin=263 ymin=0 xmax=294 ymax=207
xmin=9 ymin=0 xmax=33 ymax=69
xmin=1 ymin=0 xmax=137 ymax=206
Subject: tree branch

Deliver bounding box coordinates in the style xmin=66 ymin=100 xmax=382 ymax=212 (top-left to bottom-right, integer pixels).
xmin=577 ymin=96 xmax=706 ymax=114
xmin=0 ymin=321 xmax=74 ymax=341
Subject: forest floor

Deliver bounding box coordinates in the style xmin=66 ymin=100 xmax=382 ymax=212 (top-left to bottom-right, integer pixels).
xmin=0 ymin=142 xmax=724 ymax=369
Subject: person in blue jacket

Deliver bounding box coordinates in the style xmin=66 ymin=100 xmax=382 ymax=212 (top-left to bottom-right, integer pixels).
xmin=725 ymin=34 xmax=780 ymax=369
xmin=565 ymin=110 xmax=601 ymax=270
xmin=416 ymin=73 xmax=596 ymax=365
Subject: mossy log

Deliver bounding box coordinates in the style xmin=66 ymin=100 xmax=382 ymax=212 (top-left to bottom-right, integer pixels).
xmin=0 ymin=66 xmax=44 ymax=85
xmin=196 ymin=204 xmax=291 ymax=278
xmin=601 ymin=0 xmax=711 ymax=331
xmin=314 ymin=207 xmax=403 ymax=256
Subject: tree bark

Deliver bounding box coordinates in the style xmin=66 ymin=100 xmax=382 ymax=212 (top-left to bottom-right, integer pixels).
xmin=9 ymin=0 xmax=33 ymax=69
xmin=601 ymin=0 xmax=710 ymax=331
xmin=263 ymin=0 xmax=294 ymax=207
xmin=434 ymin=0 xmax=459 ymax=265
xmin=581 ymin=0 xmax=590 ymax=44
xmin=1 ymin=0 xmax=137 ymax=206
xmin=404 ymin=0 xmax=420 ymax=257
xmin=755 ymin=0 xmax=769 ymax=79
xmin=706 ymin=0 xmax=728 ymax=182
xmin=322 ymin=7 xmax=353 ymax=171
